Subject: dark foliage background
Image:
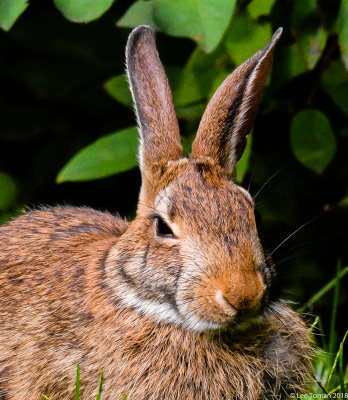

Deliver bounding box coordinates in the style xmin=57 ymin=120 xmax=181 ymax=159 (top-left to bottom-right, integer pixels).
xmin=0 ymin=0 xmax=347 ymax=393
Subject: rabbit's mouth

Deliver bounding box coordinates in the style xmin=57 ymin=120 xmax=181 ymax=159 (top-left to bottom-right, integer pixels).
xmin=202 ymin=306 xmax=271 ymax=337
xmin=177 ymin=298 xmax=267 ymax=333
xmin=224 ymin=311 xmax=267 ymax=333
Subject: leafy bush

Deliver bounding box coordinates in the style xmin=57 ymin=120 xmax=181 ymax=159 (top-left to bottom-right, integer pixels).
xmin=0 ymin=0 xmax=347 ymax=396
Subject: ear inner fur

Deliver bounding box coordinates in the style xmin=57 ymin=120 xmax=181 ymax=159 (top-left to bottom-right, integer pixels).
xmin=191 ymin=28 xmax=283 ymax=176
xmin=126 ymin=26 xmax=182 ymax=173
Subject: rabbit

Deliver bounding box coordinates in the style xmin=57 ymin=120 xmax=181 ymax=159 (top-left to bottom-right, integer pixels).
xmin=0 ymin=25 xmax=313 ymax=400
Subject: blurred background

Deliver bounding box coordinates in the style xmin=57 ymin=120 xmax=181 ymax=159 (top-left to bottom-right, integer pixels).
xmin=0 ymin=0 xmax=347 ymax=393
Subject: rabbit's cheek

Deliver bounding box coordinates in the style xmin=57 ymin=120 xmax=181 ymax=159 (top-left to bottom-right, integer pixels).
xmin=102 ymin=241 xmax=189 ymax=327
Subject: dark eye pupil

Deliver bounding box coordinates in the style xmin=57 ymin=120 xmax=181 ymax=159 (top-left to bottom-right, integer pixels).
xmin=156 ymin=217 xmax=174 ymax=237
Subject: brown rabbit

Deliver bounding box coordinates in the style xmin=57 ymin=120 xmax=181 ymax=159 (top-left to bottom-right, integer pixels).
xmin=0 ymin=26 xmax=313 ymax=400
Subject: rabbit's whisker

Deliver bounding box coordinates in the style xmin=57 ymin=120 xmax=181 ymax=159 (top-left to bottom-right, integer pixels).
xmin=137 ymin=203 xmax=168 ymax=216
xmin=265 ymin=215 xmax=320 ymax=262
xmin=253 ymin=163 xmax=292 ymax=200
xmin=247 ymin=175 xmax=252 ymax=192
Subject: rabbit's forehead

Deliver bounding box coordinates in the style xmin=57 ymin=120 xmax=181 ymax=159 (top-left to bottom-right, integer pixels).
xmin=153 ymin=174 xmax=255 ymax=231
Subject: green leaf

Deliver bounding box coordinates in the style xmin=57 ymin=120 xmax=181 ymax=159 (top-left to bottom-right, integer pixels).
xmin=117 ymin=0 xmax=157 ymax=30
xmin=53 ymin=0 xmax=115 ymax=23
xmin=337 ymin=0 xmax=348 ymax=71
xmin=0 ymin=0 xmax=28 ymax=31
xmin=173 ymin=51 xmax=207 ymax=107
xmin=290 ymin=109 xmax=337 ymax=174
xmin=291 ymin=0 xmax=317 ymax=31
xmin=235 ymin=133 xmax=252 ymax=183
xmin=176 ymin=103 xmax=206 ymax=121
xmin=247 ymin=0 xmax=276 ymax=19
xmin=195 ymin=0 xmax=237 ymax=52
xmin=153 ymin=0 xmax=201 ymax=44
xmin=271 ymin=44 xmax=308 ymax=89
xmin=104 ymin=68 xmax=182 ymax=110
xmin=291 ymin=0 xmax=327 ymax=69
xmin=224 ymin=16 xmax=272 ymax=66
xmin=208 ymin=70 xmax=229 ymax=99
xmin=0 ymin=172 xmax=18 ymax=211
xmin=296 ymin=28 xmax=326 ymax=70
xmin=57 ymin=127 xmax=139 ymax=182
xmin=173 ymin=46 xmax=225 ymax=107
xmin=322 ymin=60 xmax=348 ymax=118
xmin=104 ymin=75 xmax=132 ymax=107
xmin=153 ymin=0 xmax=236 ymax=52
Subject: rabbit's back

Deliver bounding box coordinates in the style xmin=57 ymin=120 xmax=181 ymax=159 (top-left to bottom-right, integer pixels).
xmin=0 ymin=206 xmax=128 ymax=298
xmin=0 ymin=206 xmax=128 ymax=399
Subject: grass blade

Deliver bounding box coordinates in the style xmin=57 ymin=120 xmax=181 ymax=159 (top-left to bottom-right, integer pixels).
xmin=326 ymin=330 xmax=348 ymax=387
xmin=329 ymin=379 xmax=348 ymax=394
xmin=42 ymin=396 xmax=51 ymax=400
xmin=309 ymin=316 xmax=320 ymax=332
xmin=329 ymin=261 xmax=341 ymax=357
xmin=339 ymin=333 xmax=347 ymax=394
xmin=298 ymin=265 xmax=348 ymax=312
xmin=95 ymin=370 xmax=104 ymax=400
xmin=75 ymin=364 xmax=80 ymax=400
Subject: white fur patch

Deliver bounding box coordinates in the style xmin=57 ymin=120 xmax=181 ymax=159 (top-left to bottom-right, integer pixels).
xmin=121 ymin=291 xmax=219 ymax=332
xmin=153 ymin=186 xmax=181 ymax=238
xmin=215 ymin=289 xmax=237 ymax=317
xmin=154 ymin=187 xmax=172 ymax=215
xmin=122 ymin=291 xmax=182 ymax=326
xmin=181 ymin=313 xmax=221 ymax=332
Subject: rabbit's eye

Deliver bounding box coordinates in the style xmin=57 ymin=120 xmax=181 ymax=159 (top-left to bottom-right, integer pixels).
xmin=155 ymin=216 xmax=175 ymax=238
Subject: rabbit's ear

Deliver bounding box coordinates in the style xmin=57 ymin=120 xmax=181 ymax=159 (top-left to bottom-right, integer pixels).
xmin=126 ymin=26 xmax=182 ymax=181
xmin=191 ymin=28 xmax=282 ymax=177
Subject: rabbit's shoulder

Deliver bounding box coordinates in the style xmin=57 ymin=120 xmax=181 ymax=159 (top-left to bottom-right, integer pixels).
xmin=0 ymin=206 xmax=128 ymax=306
xmin=0 ymin=206 xmax=129 ymax=270
xmin=0 ymin=206 xmax=128 ymax=243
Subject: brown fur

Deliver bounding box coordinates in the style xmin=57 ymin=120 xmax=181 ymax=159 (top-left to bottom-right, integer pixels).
xmin=0 ymin=206 xmax=312 ymax=400
xmin=0 ymin=26 xmax=313 ymax=399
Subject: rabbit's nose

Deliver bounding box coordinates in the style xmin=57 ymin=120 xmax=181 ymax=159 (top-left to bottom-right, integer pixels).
xmin=227 ymin=293 xmax=262 ymax=312
xmin=215 ymin=272 xmax=265 ymax=317
xmin=215 ymin=290 xmax=261 ymax=317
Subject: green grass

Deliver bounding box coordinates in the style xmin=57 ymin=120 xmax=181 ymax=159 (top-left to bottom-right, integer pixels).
xmin=299 ymin=262 xmax=348 ymax=398
xmin=42 ymin=366 xmax=107 ymax=400
xmin=42 ymin=264 xmax=348 ymax=400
